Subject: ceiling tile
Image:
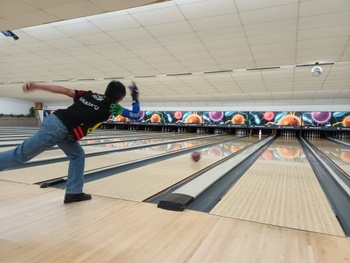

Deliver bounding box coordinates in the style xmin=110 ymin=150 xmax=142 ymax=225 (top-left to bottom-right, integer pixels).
xmin=189 ymin=14 xmax=241 ymax=31
xmin=240 ymin=3 xmax=298 ymax=25
xmin=54 ymin=21 xmax=102 ymax=37
xmin=90 ymin=14 xmax=140 ymax=31
xmin=131 ymin=6 xmax=185 ymax=26
xmin=298 ymin=12 xmax=350 ymax=30
xmin=244 ymin=19 xmax=298 ymax=36
xmin=178 ymin=0 xmax=237 ymax=19
xmin=235 ymin=0 xmax=298 ymax=12
xmin=300 ymin=0 xmax=350 ymax=16
xmin=108 ymin=27 xmax=152 ymax=41
xmin=145 ymin=21 xmax=194 ymax=37
xmin=298 ymin=25 xmax=350 ymax=40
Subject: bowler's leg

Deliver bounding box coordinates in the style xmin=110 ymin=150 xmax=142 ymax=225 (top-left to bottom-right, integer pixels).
xmin=0 ymin=115 xmax=67 ymax=171
xmin=57 ymin=139 xmax=91 ymax=203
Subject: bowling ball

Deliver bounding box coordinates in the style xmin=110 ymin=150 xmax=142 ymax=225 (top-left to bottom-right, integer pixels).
xmin=279 ymin=115 xmax=301 ymax=126
xmin=174 ymin=111 xmax=182 ymax=119
xmin=263 ymin=112 xmax=274 ymax=121
xmin=115 ymin=115 xmax=128 ymax=122
xmin=151 ymin=114 xmax=161 ymax=122
xmin=191 ymin=151 xmax=201 ymax=162
xmin=232 ymin=114 xmax=244 ymax=124
xmin=344 ymin=116 xmax=350 ymax=127
xmin=185 ymin=114 xmax=202 ymax=124
xmin=209 ymin=112 xmax=224 ymax=122
xmin=311 ymin=112 xmax=331 ymax=124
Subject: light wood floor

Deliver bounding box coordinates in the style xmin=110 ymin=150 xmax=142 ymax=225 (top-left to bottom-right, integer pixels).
xmin=1 ymin=180 xmax=349 ymax=263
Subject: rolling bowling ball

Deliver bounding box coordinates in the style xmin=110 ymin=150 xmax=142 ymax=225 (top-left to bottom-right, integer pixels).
xmin=191 ymin=151 xmax=201 ymax=162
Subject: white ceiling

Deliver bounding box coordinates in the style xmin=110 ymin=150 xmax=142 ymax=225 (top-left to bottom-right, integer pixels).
xmin=0 ymin=0 xmax=350 ymax=107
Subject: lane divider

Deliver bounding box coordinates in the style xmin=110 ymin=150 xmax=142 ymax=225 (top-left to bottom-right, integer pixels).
xmin=157 ymin=136 xmax=275 ymax=211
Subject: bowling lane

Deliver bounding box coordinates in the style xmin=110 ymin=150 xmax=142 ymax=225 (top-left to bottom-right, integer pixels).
xmin=0 ymin=132 xmax=199 ymax=162
xmin=308 ymin=138 xmax=350 ymax=176
xmin=210 ymin=137 xmax=345 ymax=237
xmin=0 ymin=130 xmax=164 ymax=147
xmin=27 ymin=133 xmax=206 ymax=161
xmin=82 ymin=136 xmax=260 ymax=202
xmin=0 ymin=134 xmax=233 ymax=184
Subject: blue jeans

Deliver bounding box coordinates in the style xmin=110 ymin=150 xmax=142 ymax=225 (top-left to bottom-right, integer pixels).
xmin=0 ymin=114 xmax=85 ymax=194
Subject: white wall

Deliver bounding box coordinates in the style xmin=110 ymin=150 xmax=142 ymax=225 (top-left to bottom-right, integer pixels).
xmin=0 ymin=98 xmax=34 ymax=115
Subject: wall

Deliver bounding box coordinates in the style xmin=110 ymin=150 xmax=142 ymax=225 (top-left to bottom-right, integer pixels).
xmin=0 ymin=98 xmax=34 ymax=115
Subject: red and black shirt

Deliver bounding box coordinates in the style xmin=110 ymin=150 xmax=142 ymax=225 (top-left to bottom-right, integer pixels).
xmin=54 ymin=90 xmax=125 ymax=141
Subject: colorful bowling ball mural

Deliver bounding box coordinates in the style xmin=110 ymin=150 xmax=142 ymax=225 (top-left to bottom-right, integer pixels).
xmin=332 ymin=112 xmax=350 ymax=128
xmin=278 ymin=114 xmax=302 ymax=126
xmin=138 ymin=111 xmax=145 ymax=121
xmin=302 ymin=111 xmax=332 ymax=127
xmin=249 ymin=111 xmax=302 ymax=127
xmin=114 ymin=115 xmax=130 ymax=122
xmin=263 ymin=111 xmax=274 ymax=121
xmin=150 ymin=113 xmax=161 ymax=122
xmin=203 ymin=111 xmax=223 ymax=124
xmin=163 ymin=111 xmax=203 ymax=124
xmin=232 ymin=114 xmax=245 ymax=124
xmin=301 ymin=111 xmax=350 ymax=130
xmin=174 ymin=111 xmax=182 ymax=120
xmin=184 ymin=113 xmax=203 ymax=124
xmin=144 ymin=111 xmax=162 ymax=123
xmin=311 ymin=112 xmax=332 ymax=124
xmin=102 ymin=109 xmax=349 ymax=132
xmin=269 ymin=112 xmax=302 ymax=126
xmin=203 ymin=111 xmax=248 ymax=126
xmin=209 ymin=112 xmax=224 ymax=122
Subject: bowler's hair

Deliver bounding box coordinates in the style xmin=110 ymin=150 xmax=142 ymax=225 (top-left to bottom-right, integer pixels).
xmin=105 ymin=81 xmax=126 ymax=101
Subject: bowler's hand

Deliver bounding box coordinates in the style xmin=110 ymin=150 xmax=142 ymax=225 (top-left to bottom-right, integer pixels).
xmin=23 ymin=82 xmax=36 ymax=93
xmin=128 ymin=81 xmax=139 ymax=103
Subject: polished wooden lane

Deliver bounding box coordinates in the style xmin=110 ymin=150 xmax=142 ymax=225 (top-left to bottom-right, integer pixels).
xmin=82 ymin=137 xmax=258 ymax=202
xmin=0 ymin=135 xmax=228 ymax=184
xmin=309 ymin=138 xmax=350 ymax=176
xmin=1 ymin=180 xmax=349 ymax=263
xmin=210 ymin=138 xmax=345 ymax=236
